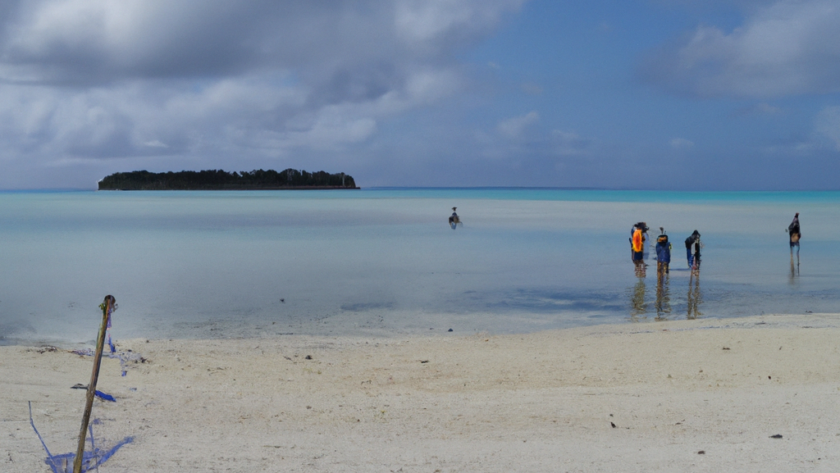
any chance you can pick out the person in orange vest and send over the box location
[630,222,649,276]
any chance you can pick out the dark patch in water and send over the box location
[340,301,397,312]
[0,320,36,340]
[462,288,626,314]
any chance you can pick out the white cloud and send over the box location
[395,0,525,46]
[521,82,543,95]
[752,103,781,114]
[282,106,378,151]
[670,137,695,149]
[551,130,590,155]
[732,102,783,117]
[815,106,840,151]
[403,68,463,106]
[497,111,539,138]
[643,0,840,97]
[0,0,526,180]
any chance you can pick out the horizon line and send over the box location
[3,186,840,192]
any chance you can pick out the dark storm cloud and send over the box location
[640,0,840,98]
[0,0,522,91]
[2,2,385,84]
[0,0,525,184]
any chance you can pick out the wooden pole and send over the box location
[73,295,113,473]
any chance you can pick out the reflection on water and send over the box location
[654,272,671,320]
[629,278,648,320]
[687,270,702,319]
[630,263,702,321]
[6,190,840,342]
[634,260,647,278]
[789,251,800,285]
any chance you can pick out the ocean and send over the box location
[0,189,836,345]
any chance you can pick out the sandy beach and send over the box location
[2,313,839,472]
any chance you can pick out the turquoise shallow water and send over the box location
[0,189,837,344]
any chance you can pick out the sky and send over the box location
[1,0,840,190]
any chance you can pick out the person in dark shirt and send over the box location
[655,228,671,275]
[448,207,461,229]
[685,230,701,270]
[788,212,800,265]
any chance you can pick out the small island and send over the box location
[98,169,358,190]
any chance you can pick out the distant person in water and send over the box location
[655,227,671,275]
[788,212,800,264]
[448,207,461,229]
[685,230,701,270]
[631,222,649,276]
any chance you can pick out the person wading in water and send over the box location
[685,230,701,272]
[631,222,649,277]
[787,212,801,271]
[448,207,461,229]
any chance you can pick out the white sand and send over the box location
[2,313,839,472]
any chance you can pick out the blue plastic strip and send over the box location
[28,401,56,464]
[30,401,133,472]
[94,390,116,402]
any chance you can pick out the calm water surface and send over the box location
[1,189,837,344]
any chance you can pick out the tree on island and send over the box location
[98,169,358,190]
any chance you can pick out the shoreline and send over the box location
[1,310,833,350]
[2,313,839,471]
[97,186,361,191]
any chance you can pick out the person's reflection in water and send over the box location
[634,259,647,278]
[629,278,648,320]
[687,269,702,319]
[654,270,671,320]
[789,254,799,285]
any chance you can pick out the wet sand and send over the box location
[2,313,839,472]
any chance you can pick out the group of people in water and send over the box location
[448,208,802,272]
[630,223,702,278]
[446,207,801,319]
[629,212,802,278]
[629,223,706,319]
[629,212,801,320]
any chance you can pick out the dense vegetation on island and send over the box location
[98,169,358,190]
